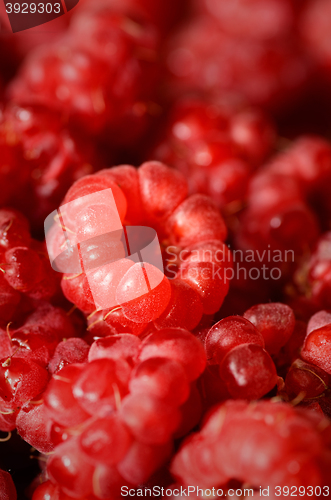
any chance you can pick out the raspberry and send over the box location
[9,6,160,145]
[102,0,188,35]
[301,0,331,78]
[117,440,173,485]
[0,104,95,229]
[201,0,295,41]
[154,279,203,331]
[116,262,172,323]
[171,400,331,490]
[167,16,309,111]
[34,324,205,496]
[43,364,90,428]
[120,392,181,444]
[0,209,59,314]
[16,402,55,455]
[49,162,229,328]
[235,137,331,259]
[167,194,227,247]
[138,328,207,381]
[0,358,49,409]
[152,98,275,212]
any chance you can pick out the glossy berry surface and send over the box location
[3,0,331,497]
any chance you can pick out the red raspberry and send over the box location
[9,7,160,145]
[171,400,331,490]
[83,0,188,35]
[152,98,275,212]
[235,137,331,260]
[49,162,230,329]
[300,0,331,80]
[33,327,205,497]
[167,16,310,111]
[0,104,96,228]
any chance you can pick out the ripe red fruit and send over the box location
[307,310,331,337]
[9,8,159,143]
[243,302,295,354]
[167,16,309,111]
[0,105,95,228]
[0,209,31,251]
[54,163,229,326]
[203,0,294,40]
[179,261,229,315]
[152,98,275,211]
[172,400,331,490]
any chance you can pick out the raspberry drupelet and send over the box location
[0,208,60,320]
[49,161,231,332]
[235,135,331,261]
